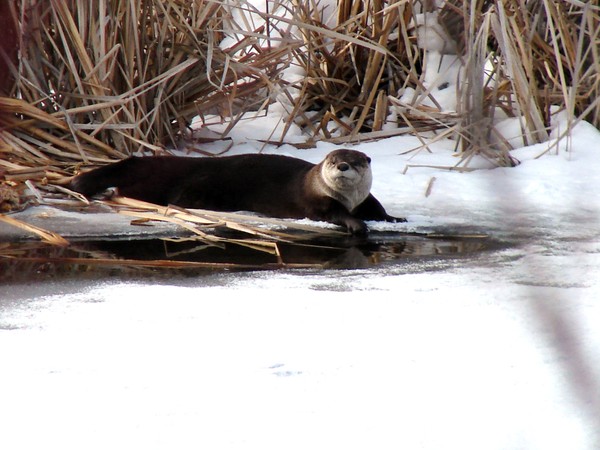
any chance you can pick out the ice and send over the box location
[1,259,599,449]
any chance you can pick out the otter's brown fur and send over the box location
[70,149,405,234]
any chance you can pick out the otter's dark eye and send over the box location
[366,157,371,164]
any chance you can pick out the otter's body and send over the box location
[70,150,404,234]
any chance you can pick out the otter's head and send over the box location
[318,149,373,211]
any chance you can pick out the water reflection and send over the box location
[0,233,492,282]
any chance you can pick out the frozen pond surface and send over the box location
[1,115,599,449]
[1,226,599,450]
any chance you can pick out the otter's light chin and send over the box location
[333,174,359,188]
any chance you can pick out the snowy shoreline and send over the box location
[2,115,600,450]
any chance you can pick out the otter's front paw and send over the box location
[344,218,368,236]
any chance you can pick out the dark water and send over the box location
[0,232,496,283]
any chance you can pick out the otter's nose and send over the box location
[337,162,350,171]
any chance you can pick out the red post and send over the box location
[0,1,19,95]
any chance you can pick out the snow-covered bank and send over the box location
[2,109,600,450]
[192,110,600,241]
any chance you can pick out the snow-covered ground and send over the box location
[1,111,599,449]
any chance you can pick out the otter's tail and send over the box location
[70,158,136,198]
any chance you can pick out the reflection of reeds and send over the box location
[0,241,104,282]
[0,237,324,282]
[0,223,491,281]
[0,0,598,186]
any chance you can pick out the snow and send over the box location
[1,112,599,449]
[2,261,600,449]
[2,9,600,450]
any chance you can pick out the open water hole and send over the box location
[0,231,500,284]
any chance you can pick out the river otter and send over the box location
[70,149,405,235]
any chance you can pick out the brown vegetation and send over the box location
[0,0,598,189]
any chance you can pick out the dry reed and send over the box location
[0,0,598,202]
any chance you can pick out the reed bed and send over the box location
[438,0,600,164]
[0,0,295,173]
[0,0,598,210]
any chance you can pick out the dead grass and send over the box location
[1,0,294,172]
[0,0,598,192]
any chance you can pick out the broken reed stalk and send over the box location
[106,196,347,241]
[0,192,347,264]
[0,213,70,246]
